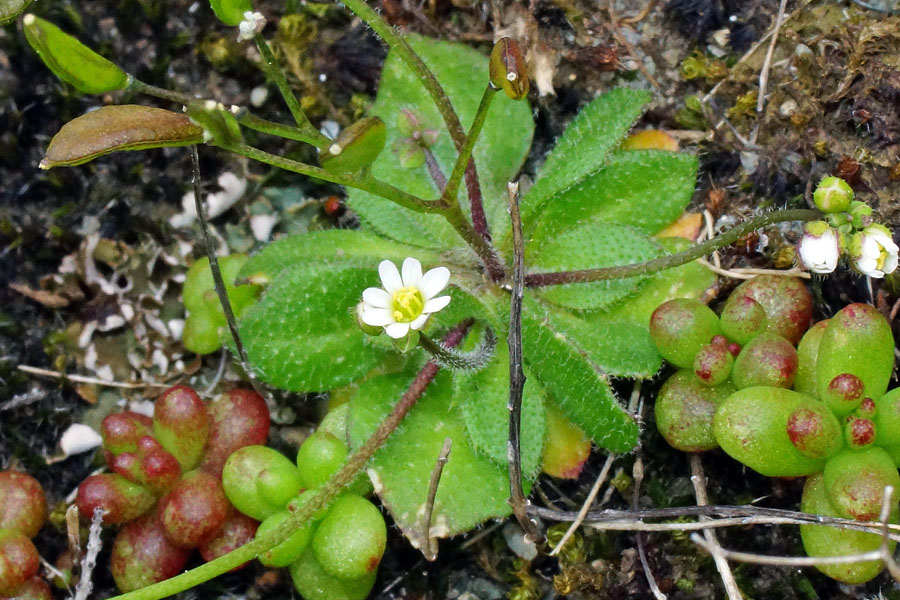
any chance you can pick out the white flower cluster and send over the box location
[798,177,898,279]
[237,11,266,41]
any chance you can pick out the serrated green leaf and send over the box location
[239,264,393,391]
[24,14,128,94]
[528,150,698,244]
[521,297,639,452]
[40,105,203,169]
[518,87,651,226]
[1,0,32,24]
[527,223,663,310]
[347,35,533,248]
[239,229,442,281]
[455,341,545,475]
[346,369,517,549]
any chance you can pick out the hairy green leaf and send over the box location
[528,150,698,244]
[346,369,517,549]
[238,264,393,391]
[24,14,128,94]
[518,87,651,226]
[347,35,533,248]
[527,223,663,310]
[239,229,441,281]
[40,105,203,169]
[521,297,639,453]
[456,341,545,475]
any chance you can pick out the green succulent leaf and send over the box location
[347,35,533,248]
[518,87,651,226]
[238,264,393,391]
[23,14,128,94]
[527,223,663,311]
[40,105,204,169]
[346,368,519,549]
[521,297,639,452]
[456,340,545,475]
[239,229,442,281]
[527,150,699,245]
[0,0,32,23]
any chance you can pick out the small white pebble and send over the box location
[250,214,278,242]
[59,424,103,456]
[250,86,268,108]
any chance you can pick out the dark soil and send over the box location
[2,0,900,598]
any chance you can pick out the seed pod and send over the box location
[721,275,812,345]
[824,447,900,521]
[209,0,253,26]
[794,319,829,397]
[655,370,734,452]
[75,474,156,525]
[319,117,387,174]
[0,472,46,538]
[154,386,209,470]
[489,38,529,100]
[714,387,826,477]
[731,332,798,390]
[785,401,843,459]
[800,473,891,584]
[650,298,721,369]
[816,303,894,418]
[23,14,128,94]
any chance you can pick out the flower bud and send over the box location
[813,176,853,213]
[319,116,387,174]
[489,38,529,100]
[391,328,419,352]
[798,221,840,274]
[356,302,383,336]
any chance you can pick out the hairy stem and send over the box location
[442,85,497,243]
[524,209,822,287]
[253,33,330,148]
[110,321,472,600]
[130,80,326,147]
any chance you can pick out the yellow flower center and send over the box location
[392,287,424,323]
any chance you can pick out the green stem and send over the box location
[225,141,439,214]
[525,209,823,287]
[442,85,497,241]
[130,79,325,147]
[441,204,507,281]
[110,321,473,600]
[253,33,330,149]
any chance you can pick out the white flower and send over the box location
[798,222,840,274]
[360,258,451,339]
[851,224,899,278]
[237,11,266,41]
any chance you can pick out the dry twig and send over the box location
[422,437,453,561]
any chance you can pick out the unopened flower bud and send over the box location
[355,303,383,337]
[813,176,853,213]
[489,38,529,101]
[798,221,840,274]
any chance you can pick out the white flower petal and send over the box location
[884,254,899,275]
[378,260,403,294]
[401,257,423,289]
[385,322,410,339]
[420,266,450,299]
[409,314,429,330]
[423,295,451,313]
[361,307,394,326]
[856,256,879,275]
[363,287,392,308]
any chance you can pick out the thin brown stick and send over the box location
[690,454,743,600]
[690,534,883,567]
[506,181,542,543]
[16,365,171,390]
[422,437,453,561]
[751,0,788,145]
[633,456,665,600]
[622,0,658,23]
[607,0,660,90]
